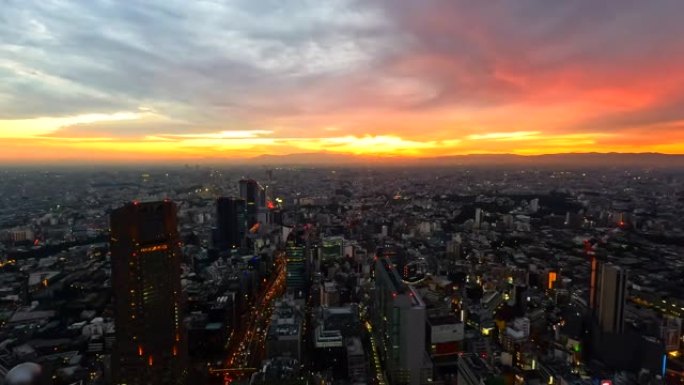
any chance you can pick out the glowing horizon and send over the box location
[2,1,684,162]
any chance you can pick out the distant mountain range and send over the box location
[247,152,684,167]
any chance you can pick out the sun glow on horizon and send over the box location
[2,1,684,163]
[2,116,682,163]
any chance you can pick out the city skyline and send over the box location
[2,2,684,383]
[3,1,684,163]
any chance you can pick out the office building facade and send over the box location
[239,179,262,228]
[215,197,247,250]
[110,201,187,385]
[285,245,307,298]
[374,255,432,385]
[597,263,627,334]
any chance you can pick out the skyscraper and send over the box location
[285,245,307,298]
[597,263,627,334]
[373,251,433,385]
[239,179,260,228]
[215,197,246,250]
[110,201,187,385]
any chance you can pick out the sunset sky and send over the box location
[2,0,684,163]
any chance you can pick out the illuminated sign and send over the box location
[548,272,557,289]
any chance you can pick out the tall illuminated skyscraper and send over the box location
[110,201,187,385]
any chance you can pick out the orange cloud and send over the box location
[3,122,681,165]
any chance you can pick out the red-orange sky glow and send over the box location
[2,1,684,163]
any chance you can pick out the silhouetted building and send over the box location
[597,263,627,334]
[239,179,261,228]
[346,337,367,382]
[110,201,187,385]
[215,197,246,250]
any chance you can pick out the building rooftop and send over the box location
[345,337,364,356]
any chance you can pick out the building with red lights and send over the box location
[373,251,433,385]
[110,201,187,385]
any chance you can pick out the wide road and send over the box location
[211,251,287,384]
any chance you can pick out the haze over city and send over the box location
[2,1,684,163]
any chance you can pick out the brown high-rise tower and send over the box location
[597,263,627,334]
[110,201,187,385]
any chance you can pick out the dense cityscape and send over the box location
[0,165,682,385]
[3,0,684,384]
